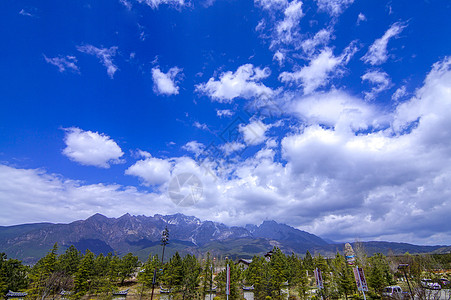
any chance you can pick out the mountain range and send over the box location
[1,213,449,264]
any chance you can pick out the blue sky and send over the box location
[1,0,451,245]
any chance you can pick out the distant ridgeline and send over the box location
[0,213,449,264]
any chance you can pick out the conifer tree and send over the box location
[181,254,201,299]
[201,252,215,299]
[74,249,95,297]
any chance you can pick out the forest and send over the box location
[1,242,451,299]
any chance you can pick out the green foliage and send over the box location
[118,252,140,284]
[74,249,95,297]
[163,251,184,290]
[0,253,29,295]
[201,252,215,298]
[139,254,162,288]
[57,245,81,276]
[216,258,241,300]
[180,254,201,299]
[367,253,394,294]
[331,253,356,300]
[28,242,63,299]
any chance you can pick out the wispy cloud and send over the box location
[44,55,79,73]
[315,0,354,16]
[361,22,407,65]
[77,45,119,78]
[361,70,392,100]
[279,42,358,94]
[137,0,187,9]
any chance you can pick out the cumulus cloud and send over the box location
[220,142,246,155]
[152,66,182,96]
[290,90,386,132]
[77,45,119,78]
[5,58,451,244]
[62,127,124,168]
[361,22,407,65]
[196,64,274,103]
[183,141,205,156]
[361,70,392,100]
[44,55,79,73]
[315,0,354,16]
[125,157,172,186]
[279,42,358,94]
[0,164,169,226]
[240,120,269,145]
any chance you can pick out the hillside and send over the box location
[0,213,447,264]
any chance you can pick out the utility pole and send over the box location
[398,264,414,300]
[150,226,170,300]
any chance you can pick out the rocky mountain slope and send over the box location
[0,213,447,264]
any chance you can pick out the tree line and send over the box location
[1,244,451,299]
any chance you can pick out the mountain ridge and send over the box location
[0,213,448,264]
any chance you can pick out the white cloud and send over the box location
[315,0,354,16]
[357,13,366,25]
[361,22,407,65]
[273,0,304,46]
[0,164,169,226]
[273,51,285,65]
[137,0,187,9]
[119,0,132,9]
[19,9,34,17]
[77,45,119,78]
[44,55,79,73]
[62,128,124,168]
[193,121,209,131]
[125,157,172,186]
[240,120,269,145]
[392,85,407,101]
[300,28,333,57]
[183,141,205,156]
[279,42,358,94]
[5,59,451,244]
[254,0,288,11]
[151,66,182,96]
[216,109,234,118]
[361,70,392,100]
[220,142,246,156]
[196,64,274,103]
[290,90,386,132]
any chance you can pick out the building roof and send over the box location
[236,258,253,265]
[112,289,129,295]
[6,291,28,297]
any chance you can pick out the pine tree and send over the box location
[74,249,95,297]
[201,252,215,299]
[303,251,314,275]
[0,253,29,295]
[331,253,355,300]
[268,247,289,299]
[367,253,394,295]
[28,243,61,299]
[57,245,81,276]
[163,251,184,291]
[118,252,139,285]
[181,254,201,299]
[216,258,242,300]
